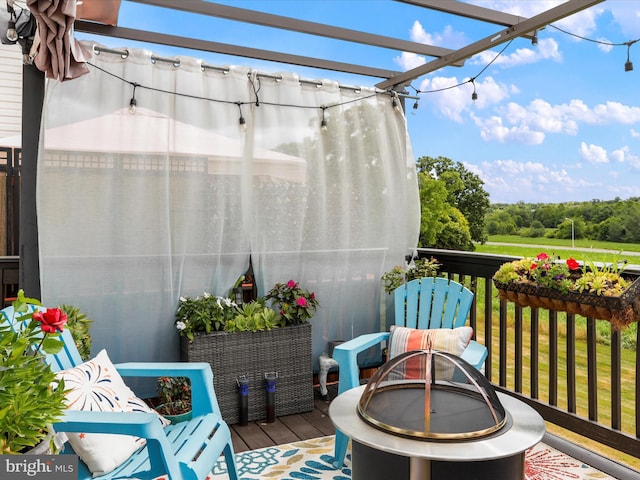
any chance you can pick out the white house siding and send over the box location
[0,44,22,140]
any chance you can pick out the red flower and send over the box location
[536,252,549,260]
[566,258,580,270]
[287,280,297,288]
[33,308,67,333]
[296,297,308,307]
[530,263,538,270]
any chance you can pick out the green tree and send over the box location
[416,156,490,244]
[417,173,449,247]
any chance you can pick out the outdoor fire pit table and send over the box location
[329,350,545,480]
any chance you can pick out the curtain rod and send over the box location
[92,45,418,98]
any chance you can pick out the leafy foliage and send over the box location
[381,257,441,294]
[175,294,240,340]
[0,291,68,453]
[224,301,281,332]
[156,376,191,416]
[493,252,630,296]
[59,304,93,361]
[265,280,319,326]
[417,155,490,245]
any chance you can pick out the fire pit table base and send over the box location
[329,386,544,480]
[352,441,525,480]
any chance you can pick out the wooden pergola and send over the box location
[18,0,604,296]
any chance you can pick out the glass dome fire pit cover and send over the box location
[357,349,506,441]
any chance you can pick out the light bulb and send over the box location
[472,91,478,101]
[625,60,633,72]
[239,116,247,132]
[128,98,137,114]
[6,21,18,42]
[320,119,328,132]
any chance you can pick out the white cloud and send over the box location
[470,38,562,68]
[470,157,596,202]
[416,75,511,122]
[395,51,426,71]
[631,129,640,138]
[408,20,467,48]
[472,114,545,144]
[579,142,609,164]
[471,99,640,146]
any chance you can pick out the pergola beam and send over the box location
[396,0,531,30]
[376,0,605,90]
[131,0,463,63]
[75,22,401,80]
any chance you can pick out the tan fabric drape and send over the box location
[27,0,91,81]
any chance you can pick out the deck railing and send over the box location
[416,248,640,461]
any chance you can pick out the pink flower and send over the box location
[536,252,549,261]
[287,280,297,288]
[296,297,308,307]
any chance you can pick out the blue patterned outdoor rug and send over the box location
[209,435,619,480]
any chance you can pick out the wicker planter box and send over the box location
[494,276,640,330]
[180,323,313,424]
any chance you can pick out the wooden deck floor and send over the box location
[229,384,336,452]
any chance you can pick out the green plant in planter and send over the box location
[493,252,631,296]
[265,280,319,325]
[381,257,441,294]
[156,376,191,416]
[175,294,240,341]
[0,291,68,454]
[59,304,93,361]
[224,301,281,332]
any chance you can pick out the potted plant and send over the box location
[493,252,640,330]
[156,376,191,424]
[0,291,68,453]
[381,257,441,294]
[177,280,319,425]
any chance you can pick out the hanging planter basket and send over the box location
[493,275,640,330]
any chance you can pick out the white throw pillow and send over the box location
[56,349,168,477]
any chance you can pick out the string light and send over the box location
[409,39,513,99]
[236,102,247,131]
[87,60,408,132]
[6,3,18,42]
[549,24,639,73]
[624,41,634,72]
[128,83,139,114]
[391,91,401,113]
[470,78,478,101]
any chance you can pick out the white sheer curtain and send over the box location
[37,43,420,368]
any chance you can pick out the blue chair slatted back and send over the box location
[394,277,474,330]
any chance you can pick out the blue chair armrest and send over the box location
[460,340,488,372]
[332,332,390,394]
[115,362,217,417]
[54,411,164,438]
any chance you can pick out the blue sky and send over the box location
[76,0,640,205]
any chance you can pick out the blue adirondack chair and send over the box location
[331,276,488,468]
[1,304,239,480]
